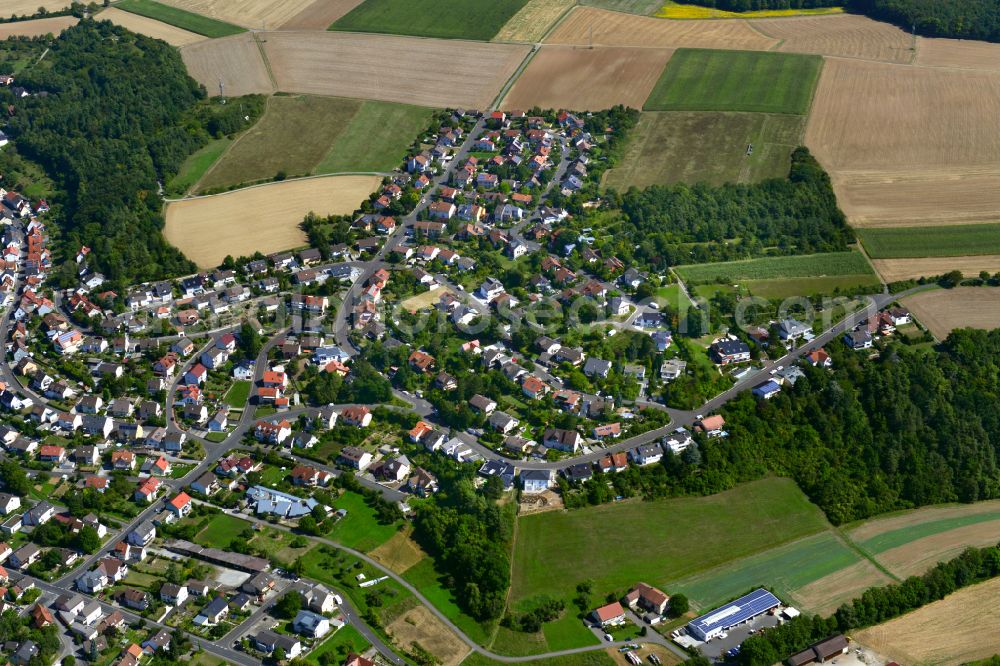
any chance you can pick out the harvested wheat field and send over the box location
[855,576,1000,666]
[753,14,913,63]
[503,46,673,111]
[0,16,76,38]
[873,256,1000,283]
[545,6,777,50]
[164,175,379,268]
[495,0,575,42]
[181,32,274,96]
[386,605,470,666]
[807,59,1000,170]
[806,58,1000,226]
[98,7,204,46]
[791,560,892,616]
[280,0,365,29]
[901,288,1000,339]
[877,520,1000,578]
[158,0,314,29]
[262,31,530,108]
[916,37,1000,71]
[835,168,1000,227]
[3,1,70,16]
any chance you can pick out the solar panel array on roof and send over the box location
[687,588,780,641]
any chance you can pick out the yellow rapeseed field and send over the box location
[655,2,843,19]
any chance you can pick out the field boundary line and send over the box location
[252,31,278,91]
[492,44,541,110]
[852,242,887,289]
[538,0,579,44]
[834,529,900,583]
[164,170,390,203]
[190,93,276,194]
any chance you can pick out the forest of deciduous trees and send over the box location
[3,21,260,287]
[605,148,854,270]
[675,0,1000,42]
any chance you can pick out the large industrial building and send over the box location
[686,588,781,641]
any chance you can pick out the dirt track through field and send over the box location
[98,7,205,46]
[158,0,315,29]
[0,15,76,38]
[545,6,777,49]
[855,576,1000,665]
[901,288,1000,339]
[503,45,674,111]
[753,14,913,63]
[181,32,275,96]
[872,256,1000,283]
[164,175,379,268]
[261,31,531,108]
[280,0,365,29]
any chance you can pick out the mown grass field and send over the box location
[196,95,430,192]
[306,626,371,664]
[859,223,1000,259]
[403,558,494,646]
[194,513,252,548]
[115,0,245,37]
[332,0,530,40]
[329,490,403,552]
[644,48,822,114]
[196,95,361,191]
[603,111,804,188]
[166,137,231,195]
[314,99,433,174]
[670,532,860,611]
[674,250,875,284]
[224,380,251,407]
[510,478,829,605]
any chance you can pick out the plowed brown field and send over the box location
[754,14,913,63]
[279,0,365,29]
[872,256,1000,283]
[544,6,777,49]
[262,31,530,108]
[503,45,673,110]
[181,32,275,96]
[99,7,204,46]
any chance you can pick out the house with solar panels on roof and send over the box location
[686,588,780,641]
[246,485,320,519]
